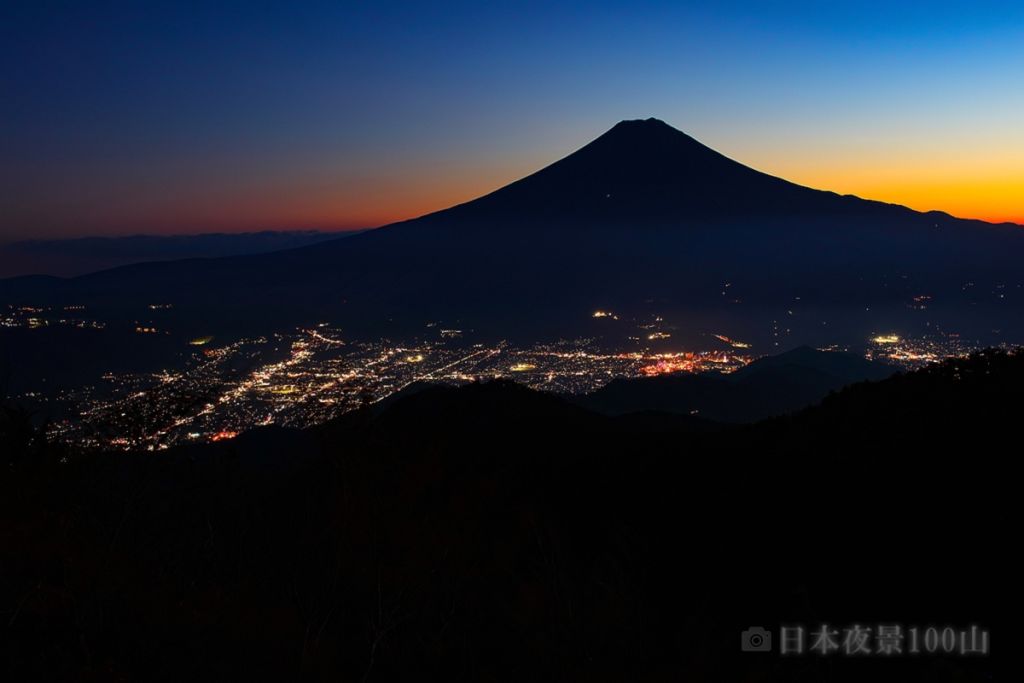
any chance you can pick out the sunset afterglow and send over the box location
[2,1,1021,242]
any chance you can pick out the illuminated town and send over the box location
[28,329,751,451]
[2,303,1015,451]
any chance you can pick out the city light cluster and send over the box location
[4,302,1011,452]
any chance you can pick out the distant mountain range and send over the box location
[2,118,1022,346]
[0,230,358,278]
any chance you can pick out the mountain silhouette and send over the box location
[578,346,898,421]
[424,118,910,227]
[728,344,897,383]
[2,118,1023,347]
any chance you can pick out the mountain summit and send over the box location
[430,117,898,227]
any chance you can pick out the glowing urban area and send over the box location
[3,301,1007,453]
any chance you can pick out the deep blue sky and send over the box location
[2,1,1023,240]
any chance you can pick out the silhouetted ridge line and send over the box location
[423,117,904,228]
[2,117,1022,347]
[1,348,1006,680]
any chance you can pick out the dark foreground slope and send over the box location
[579,345,898,421]
[2,352,1011,681]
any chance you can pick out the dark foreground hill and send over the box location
[1,351,1011,681]
[578,346,898,421]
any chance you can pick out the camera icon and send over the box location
[741,626,772,652]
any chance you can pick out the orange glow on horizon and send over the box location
[292,163,1024,230]
[741,140,1024,228]
[34,153,1020,238]
[266,183,1024,232]
[233,181,1024,232]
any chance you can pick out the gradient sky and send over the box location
[2,1,1022,242]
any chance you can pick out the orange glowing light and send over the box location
[640,358,696,376]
